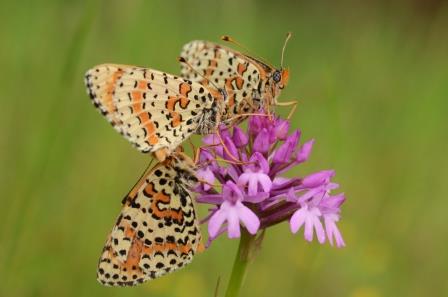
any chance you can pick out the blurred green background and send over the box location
[1,0,447,296]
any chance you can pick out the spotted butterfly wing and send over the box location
[97,155,201,286]
[85,64,223,160]
[180,41,288,122]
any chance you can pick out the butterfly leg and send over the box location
[275,100,298,119]
[194,143,251,166]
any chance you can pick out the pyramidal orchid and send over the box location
[196,114,345,246]
[194,113,346,296]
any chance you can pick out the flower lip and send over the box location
[289,204,326,243]
[238,153,272,196]
[207,199,260,238]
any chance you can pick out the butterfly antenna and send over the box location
[281,32,292,69]
[178,56,222,91]
[221,35,275,69]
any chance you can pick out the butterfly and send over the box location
[179,34,292,124]
[84,64,226,162]
[97,154,202,286]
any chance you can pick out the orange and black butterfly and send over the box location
[85,64,226,162]
[97,155,202,286]
[180,33,293,124]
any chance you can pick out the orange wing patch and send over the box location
[104,69,124,115]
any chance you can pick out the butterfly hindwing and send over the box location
[97,156,201,286]
[85,64,218,155]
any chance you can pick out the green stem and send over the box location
[224,230,260,297]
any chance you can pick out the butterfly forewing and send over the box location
[85,64,217,155]
[97,157,201,286]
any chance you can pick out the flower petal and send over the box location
[257,173,272,193]
[324,214,346,247]
[312,215,326,244]
[238,173,251,187]
[235,201,260,234]
[226,208,241,238]
[290,207,307,233]
[248,177,258,196]
[208,208,228,238]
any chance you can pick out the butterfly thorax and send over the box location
[171,154,199,189]
[195,94,225,135]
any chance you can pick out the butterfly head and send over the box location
[272,68,289,89]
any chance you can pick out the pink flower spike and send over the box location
[195,113,346,247]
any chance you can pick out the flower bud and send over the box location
[253,128,270,154]
[296,139,314,163]
[232,126,248,147]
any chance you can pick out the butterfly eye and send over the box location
[273,70,282,83]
